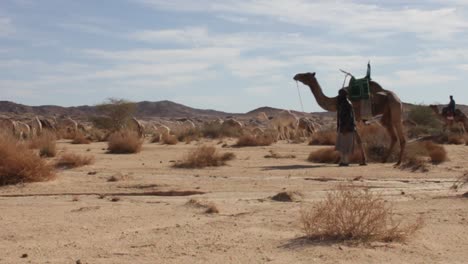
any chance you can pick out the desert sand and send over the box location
[1,139,467,264]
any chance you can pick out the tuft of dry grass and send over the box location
[301,186,423,243]
[174,128,201,144]
[71,132,91,144]
[424,141,447,164]
[234,134,275,147]
[186,198,219,214]
[448,134,465,145]
[174,145,235,168]
[0,133,55,186]
[309,130,336,146]
[264,150,296,159]
[307,148,340,163]
[29,132,57,157]
[161,134,179,145]
[55,153,95,169]
[107,130,143,154]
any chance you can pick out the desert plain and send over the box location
[0,138,467,264]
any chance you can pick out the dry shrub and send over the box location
[307,147,361,164]
[29,132,57,157]
[0,133,55,186]
[271,191,303,202]
[264,150,296,159]
[186,198,219,214]
[174,145,235,168]
[71,132,91,144]
[107,130,143,154]
[309,130,336,145]
[87,128,107,142]
[201,123,242,139]
[301,186,423,243]
[447,134,465,145]
[56,128,75,140]
[174,128,201,143]
[234,134,275,147]
[400,141,447,171]
[56,153,95,169]
[161,134,178,145]
[424,141,447,164]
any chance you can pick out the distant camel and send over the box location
[298,117,318,137]
[222,118,243,130]
[0,118,17,136]
[15,121,31,139]
[429,105,467,133]
[294,72,405,165]
[128,117,145,138]
[270,110,299,141]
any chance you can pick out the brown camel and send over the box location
[429,105,467,133]
[294,72,406,165]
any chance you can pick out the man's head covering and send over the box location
[339,88,348,97]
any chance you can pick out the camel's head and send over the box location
[293,72,316,84]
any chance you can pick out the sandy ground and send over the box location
[0,139,467,264]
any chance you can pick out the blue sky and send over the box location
[1,0,468,113]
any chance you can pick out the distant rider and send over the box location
[448,95,456,116]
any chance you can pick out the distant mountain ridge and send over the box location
[0,100,466,119]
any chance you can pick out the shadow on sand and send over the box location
[261,164,329,171]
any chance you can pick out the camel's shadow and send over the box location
[261,165,328,171]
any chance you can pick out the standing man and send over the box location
[336,88,367,166]
[448,95,456,116]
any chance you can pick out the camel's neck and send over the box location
[304,78,337,112]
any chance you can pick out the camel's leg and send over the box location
[383,124,398,164]
[354,130,367,165]
[394,122,406,166]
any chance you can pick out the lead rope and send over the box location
[295,81,305,113]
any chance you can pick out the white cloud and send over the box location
[0,17,14,37]
[136,0,468,39]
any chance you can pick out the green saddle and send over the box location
[348,77,370,101]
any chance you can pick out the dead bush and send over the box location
[0,133,55,186]
[107,130,143,154]
[174,128,201,143]
[174,145,235,168]
[447,134,465,145]
[264,150,296,159]
[234,134,275,147]
[424,141,447,164]
[186,198,219,214]
[56,153,95,169]
[307,147,361,164]
[201,122,242,139]
[300,186,423,243]
[29,132,57,158]
[161,134,178,145]
[151,133,161,143]
[71,132,91,144]
[309,130,336,145]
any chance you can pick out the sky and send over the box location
[1,0,468,113]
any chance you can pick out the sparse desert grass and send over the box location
[161,134,179,145]
[201,123,242,139]
[447,134,465,145]
[0,133,55,186]
[29,132,57,157]
[174,128,201,143]
[264,150,296,159]
[309,130,336,146]
[71,132,91,144]
[174,145,235,168]
[186,198,219,214]
[307,147,361,164]
[400,141,447,171]
[107,130,143,154]
[55,153,95,169]
[234,134,275,147]
[300,186,423,243]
